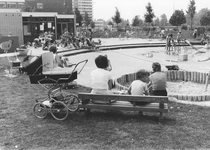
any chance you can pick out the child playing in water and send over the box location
[165,33,175,54]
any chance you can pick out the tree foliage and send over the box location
[154,18,160,26]
[90,21,95,29]
[194,8,209,25]
[83,12,91,27]
[74,7,83,27]
[160,14,168,27]
[112,7,122,26]
[144,2,155,25]
[21,2,33,12]
[169,10,186,26]
[200,11,210,26]
[132,15,141,26]
[186,0,196,29]
[108,21,114,26]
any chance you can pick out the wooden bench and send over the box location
[78,93,169,121]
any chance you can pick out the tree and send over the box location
[186,0,196,29]
[90,21,95,29]
[112,7,122,27]
[132,15,141,26]
[144,2,155,26]
[154,18,160,26]
[169,10,186,26]
[194,8,209,25]
[160,14,168,27]
[74,7,83,27]
[83,12,91,27]
[108,21,114,26]
[200,11,210,26]
[21,2,33,12]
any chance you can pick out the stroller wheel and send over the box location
[50,101,68,121]
[65,94,80,112]
[33,103,48,119]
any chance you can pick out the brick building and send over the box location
[0,0,76,45]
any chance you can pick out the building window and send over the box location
[23,24,31,35]
[37,3,43,9]
[0,2,6,8]
[7,2,17,9]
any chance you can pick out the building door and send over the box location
[57,23,68,39]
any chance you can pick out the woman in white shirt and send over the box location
[90,55,113,103]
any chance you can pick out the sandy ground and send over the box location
[68,45,210,87]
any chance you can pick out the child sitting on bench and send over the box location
[128,69,150,105]
[49,45,64,68]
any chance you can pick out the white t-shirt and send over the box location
[90,68,111,90]
[129,80,148,95]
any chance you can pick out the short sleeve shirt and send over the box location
[90,68,111,90]
[129,80,148,95]
[149,72,167,91]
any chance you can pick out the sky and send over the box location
[93,0,210,22]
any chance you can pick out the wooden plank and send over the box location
[166,71,171,81]
[191,71,194,82]
[187,71,191,81]
[193,72,197,83]
[177,71,180,80]
[79,103,168,113]
[78,93,168,103]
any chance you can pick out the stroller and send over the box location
[27,52,88,120]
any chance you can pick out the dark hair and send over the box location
[136,69,149,79]
[152,62,161,72]
[95,55,109,69]
[49,45,57,53]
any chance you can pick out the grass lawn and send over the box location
[1,57,210,150]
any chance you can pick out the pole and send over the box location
[205,71,210,92]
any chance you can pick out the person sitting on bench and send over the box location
[148,62,167,96]
[128,69,150,106]
[49,45,64,68]
[90,55,113,104]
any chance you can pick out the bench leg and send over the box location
[138,111,144,115]
[159,112,164,122]
[85,108,91,116]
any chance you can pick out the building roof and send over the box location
[0,0,25,2]
[22,12,75,18]
[22,12,58,17]
[0,9,21,12]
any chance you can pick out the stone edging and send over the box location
[113,71,210,101]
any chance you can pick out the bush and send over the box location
[181,24,188,30]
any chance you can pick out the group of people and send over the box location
[30,29,102,51]
[60,29,101,50]
[165,32,183,55]
[90,55,167,105]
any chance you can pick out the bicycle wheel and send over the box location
[64,94,80,112]
[33,103,48,119]
[50,101,68,121]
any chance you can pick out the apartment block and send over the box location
[72,0,92,19]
